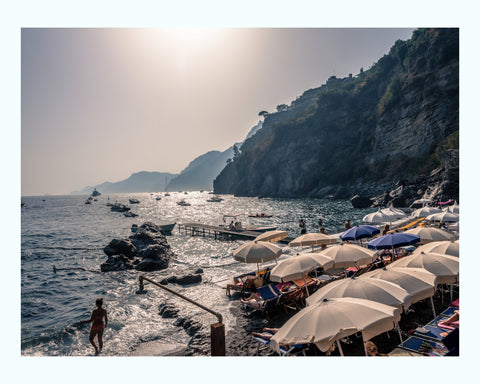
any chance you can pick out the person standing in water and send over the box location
[79,298,108,354]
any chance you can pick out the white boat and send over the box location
[177,199,191,206]
[131,222,176,234]
[207,195,224,202]
[129,198,140,204]
[111,203,130,212]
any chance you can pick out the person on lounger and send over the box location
[365,341,388,356]
[439,310,459,327]
[252,327,279,340]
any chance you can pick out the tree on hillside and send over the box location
[258,110,269,118]
[276,104,288,112]
[233,144,240,159]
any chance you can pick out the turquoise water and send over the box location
[21,192,377,356]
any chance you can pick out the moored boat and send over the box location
[129,198,140,204]
[177,199,191,206]
[111,203,130,212]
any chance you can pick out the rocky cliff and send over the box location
[213,28,459,206]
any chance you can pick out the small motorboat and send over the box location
[155,196,162,201]
[111,203,130,212]
[91,188,101,197]
[207,195,224,202]
[177,199,191,206]
[124,211,138,217]
[248,213,273,218]
[129,199,140,204]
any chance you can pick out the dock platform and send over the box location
[177,223,283,241]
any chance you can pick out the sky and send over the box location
[20,27,416,196]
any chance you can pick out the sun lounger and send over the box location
[292,276,318,295]
[252,332,307,356]
[399,336,449,356]
[242,284,287,318]
[413,324,455,342]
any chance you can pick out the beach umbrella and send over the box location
[306,276,412,311]
[340,225,380,242]
[255,230,288,243]
[443,203,459,214]
[269,297,401,355]
[426,211,459,223]
[414,241,459,257]
[380,207,407,220]
[368,233,420,251]
[316,243,376,269]
[361,266,437,304]
[411,206,442,218]
[409,198,433,208]
[362,209,394,224]
[404,227,456,244]
[389,252,459,284]
[233,241,282,271]
[289,233,337,250]
[270,253,334,283]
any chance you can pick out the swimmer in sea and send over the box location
[79,297,108,354]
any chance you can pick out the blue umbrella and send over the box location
[340,225,380,241]
[368,233,420,250]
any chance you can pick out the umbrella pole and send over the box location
[395,320,404,347]
[303,275,309,297]
[336,340,344,356]
[430,296,438,325]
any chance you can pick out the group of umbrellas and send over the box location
[363,203,459,224]
[230,206,459,355]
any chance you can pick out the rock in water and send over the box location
[350,194,372,208]
[101,222,174,272]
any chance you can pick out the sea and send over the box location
[20,192,380,356]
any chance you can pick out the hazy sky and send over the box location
[21,27,415,195]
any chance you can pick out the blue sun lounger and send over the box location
[400,336,449,356]
[252,332,307,356]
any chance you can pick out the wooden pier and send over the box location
[177,222,289,242]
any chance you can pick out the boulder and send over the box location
[350,194,372,208]
[103,239,137,258]
[102,222,174,272]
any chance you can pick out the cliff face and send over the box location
[214,28,459,203]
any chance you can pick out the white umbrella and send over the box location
[404,227,456,244]
[289,233,337,250]
[363,209,394,224]
[255,230,288,243]
[270,253,334,283]
[380,207,407,220]
[426,211,459,223]
[443,203,459,214]
[306,276,412,311]
[360,266,437,304]
[411,206,442,218]
[316,243,376,269]
[232,241,282,269]
[270,297,401,355]
[414,240,459,257]
[389,252,459,284]
[410,198,433,207]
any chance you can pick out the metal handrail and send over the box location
[137,275,223,323]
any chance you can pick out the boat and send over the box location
[85,196,93,204]
[129,198,140,204]
[91,188,101,197]
[248,213,273,218]
[177,199,191,206]
[110,203,130,212]
[124,211,138,217]
[131,222,176,234]
[165,193,170,197]
[158,222,176,234]
[155,195,162,201]
[222,213,276,232]
[207,195,224,202]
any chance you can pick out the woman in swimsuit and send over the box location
[79,298,108,354]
